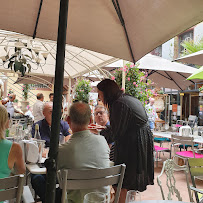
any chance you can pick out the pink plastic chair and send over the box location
[154,145,171,167]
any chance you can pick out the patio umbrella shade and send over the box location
[1,0,203,62]
[187,66,203,80]
[106,54,199,90]
[0,30,117,79]
[138,54,198,90]
[174,50,203,80]
[175,50,203,66]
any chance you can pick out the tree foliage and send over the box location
[74,79,91,103]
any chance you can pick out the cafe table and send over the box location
[26,157,47,175]
[153,131,203,145]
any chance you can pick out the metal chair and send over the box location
[171,134,203,165]
[188,158,203,203]
[0,174,24,203]
[176,120,188,126]
[157,159,192,202]
[57,164,126,203]
[188,115,197,128]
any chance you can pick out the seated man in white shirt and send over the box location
[57,101,110,203]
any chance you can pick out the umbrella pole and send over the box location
[122,60,126,92]
[45,0,69,202]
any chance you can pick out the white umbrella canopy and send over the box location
[174,50,203,66]
[138,54,198,90]
[0,30,117,79]
[106,54,199,90]
[1,0,203,62]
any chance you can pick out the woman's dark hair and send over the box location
[97,79,123,106]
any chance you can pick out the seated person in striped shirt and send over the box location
[94,105,114,161]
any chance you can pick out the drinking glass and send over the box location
[165,123,169,131]
[84,192,108,203]
[37,140,45,163]
[125,190,141,203]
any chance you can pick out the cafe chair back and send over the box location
[188,115,197,128]
[57,164,126,203]
[0,174,24,203]
[157,159,192,202]
[188,158,203,203]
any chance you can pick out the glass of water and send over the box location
[125,190,141,203]
[84,192,108,203]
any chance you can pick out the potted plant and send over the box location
[73,79,91,103]
[21,84,30,113]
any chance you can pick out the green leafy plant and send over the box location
[22,84,30,100]
[74,79,91,103]
[181,37,203,56]
[181,37,203,68]
[113,63,154,106]
[157,90,164,94]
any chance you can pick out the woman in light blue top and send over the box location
[0,105,25,179]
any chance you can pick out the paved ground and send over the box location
[141,142,203,202]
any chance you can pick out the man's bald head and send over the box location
[69,102,91,126]
[37,93,44,101]
[9,93,16,102]
[43,102,53,125]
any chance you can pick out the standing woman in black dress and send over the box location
[97,79,154,202]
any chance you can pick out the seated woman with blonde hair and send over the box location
[0,105,25,179]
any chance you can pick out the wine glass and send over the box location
[125,190,141,203]
[84,192,108,203]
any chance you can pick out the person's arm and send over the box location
[65,135,71,142]
[62,121,71,137]
[13,105,24,114]
[12,143,26,174]
[100,126,114,144]
[62,121,71,142]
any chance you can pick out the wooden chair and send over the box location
[157,159,192,202]
[0,174,24,203]
[188,158,203,203]
[171,134,203,165]
[57,164,126,203]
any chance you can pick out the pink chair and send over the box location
[154,145,171,167]
[171,134,203,164]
